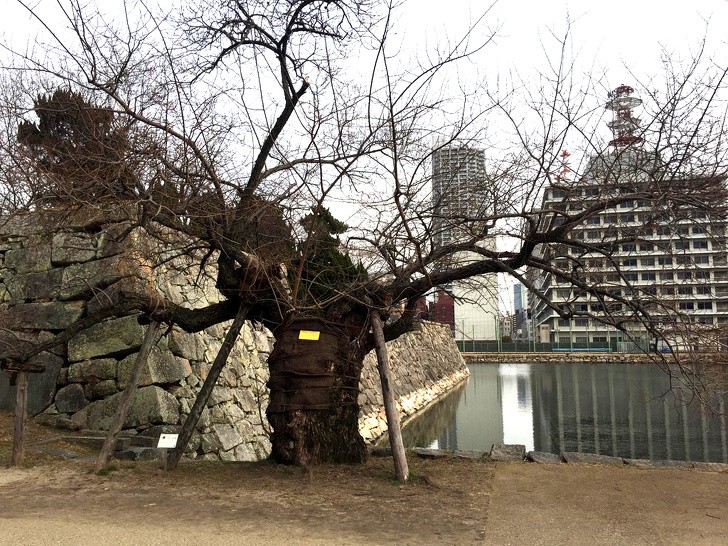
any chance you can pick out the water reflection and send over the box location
[401,363,728,463]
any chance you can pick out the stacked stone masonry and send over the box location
[0,210,469,460]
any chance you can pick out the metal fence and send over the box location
[456,340,651,353]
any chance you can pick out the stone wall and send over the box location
[1,211,469,459]
[0,211,273,461]
[358,321,470,444]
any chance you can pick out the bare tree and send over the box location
[1,0,727,468]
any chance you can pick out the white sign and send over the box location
[157,433,179,449]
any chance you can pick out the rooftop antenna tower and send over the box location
[605,85,643,150]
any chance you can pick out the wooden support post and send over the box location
[166,304,249,471]
[371,311,409,483]
[11,371,29,467]
[94,321,160,473]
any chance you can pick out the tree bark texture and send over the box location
[371,311,409,482]
[11,371,29,467]
[94,321,160,473]
[267,316,367,465]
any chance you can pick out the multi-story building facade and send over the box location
[530,86,728,351]
[432,143,499,341]
[512,282,531,341]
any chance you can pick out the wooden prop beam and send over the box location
[371,311,409,483]
[94,321,160,473]
[166,304,250,471]
[11,371,29,467]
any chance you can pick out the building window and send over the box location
[622,243,636,252]
[640,243,654,251]
[587,230,600,239]
[695,286,712,295]
[620,213,634,223]
[641,257,655,266]
[658,257,673,266]
[587,216,601,225]
[661,272,674,281]
[575,319,589,327]
[676,271,693,280]
[558,319,569,327]
[677,286,693,295]
[552,189,566,199]
[642,272,656,281]
[693,226,707,234]
[620,200,634,209]
[622,258,638,267]
[585,188,599,197]
[693,240,709,250]
[694,255,710,264]
[623,272,638,282]
[697,302,712,311]
[674,241,689,251]
[679,302,694,310]
[695,271,711,280]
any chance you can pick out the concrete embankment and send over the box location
[463,352,657,364]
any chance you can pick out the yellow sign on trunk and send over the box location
[298,330,321,341]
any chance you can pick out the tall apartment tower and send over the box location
[432,143,499,341]
[530,86,728,350]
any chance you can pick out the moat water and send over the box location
[401,362,728,463]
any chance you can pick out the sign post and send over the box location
[158,433,180,470]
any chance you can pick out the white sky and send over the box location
[2,0,727,312]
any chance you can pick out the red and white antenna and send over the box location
[605,85,643,149]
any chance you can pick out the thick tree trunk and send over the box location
[267,316,367,465]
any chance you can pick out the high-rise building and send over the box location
[432,143,499,341]
[529,85,728,350]
[513,282,530,341]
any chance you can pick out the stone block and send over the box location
[55,383,90,414]
[115,447,161,461]
[561,452,624,465]
[4,241,52,273]
[200,432,220,453]
[208,386,234,406]
[51,232,96,265]
[85,385,180,430]
[167,328,206,361]
[60,255,147,300]
[68,359,118,383]
[233,443,259,462]
[117,347,190,389]
[70,407,89,429]
[527,451,563,464]
[211,424,243,452]
[0,301,84,330]
[489,444,526,461]
[0,352,63,416]
[232,389,258,413]
[84,380,119,400]
[4,268,63,302]
[67,315,145,361]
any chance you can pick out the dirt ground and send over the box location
[1,411,727,545]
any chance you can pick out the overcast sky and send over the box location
[2,0,727,312]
